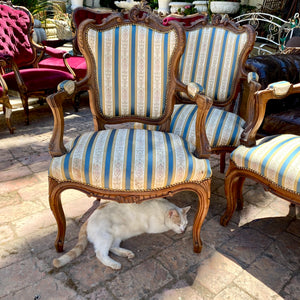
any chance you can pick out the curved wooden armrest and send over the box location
[176,80,212,159]
[241,81,299,146]
[47,79,89,157]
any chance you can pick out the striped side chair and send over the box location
[221,81,300,226]
[167,15,258,172]
[47,6,212,254]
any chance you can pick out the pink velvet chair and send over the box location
[0,2,75,126]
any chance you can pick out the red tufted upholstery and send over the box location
[0,2,75,128]
[0,5,34,67]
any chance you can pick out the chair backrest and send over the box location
[179,16,256,108]
[0,3,35,67]
[77,7,185,127]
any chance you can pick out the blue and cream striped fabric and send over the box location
[169,104,246,148]
[87,25,176,118]
[231,134,300,193]
[179,27,248,103]
[49,129,211,191]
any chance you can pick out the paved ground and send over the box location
[0,95,299,300]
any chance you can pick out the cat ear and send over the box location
[182,206,191,214]
[168,209,178,218]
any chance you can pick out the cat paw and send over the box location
[127,251,135,259]
[109,262,122,270]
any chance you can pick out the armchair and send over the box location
[221,81,300,226]
[47,6,212,254]
[0,2,74,126]
[158,16,258,172]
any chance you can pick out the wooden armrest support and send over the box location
[176,80,212,158]
[47,79,89,157]
[241,81,300,146]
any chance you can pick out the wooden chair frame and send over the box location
[47,5,212,254]
[221,82,300,226]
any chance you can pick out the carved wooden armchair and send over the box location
[47,6,212,254]
[165,16,258,172]
[0,2,74,126]
[221,81,300,226]
[0,56,13,133]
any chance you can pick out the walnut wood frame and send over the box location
[47,5,213,254]
[221,82,300,226]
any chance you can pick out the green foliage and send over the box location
[12,0,62,19]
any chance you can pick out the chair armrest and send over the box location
[241,81,298,146]
[43,46,70,59]
[176,81,212,159]
[47,79,88,157]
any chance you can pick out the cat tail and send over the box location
[53,221,88,268]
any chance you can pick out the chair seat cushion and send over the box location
[231,134,300,193]
[3,68,74,92]
[170,104,246,148]
[38,56,87,79]
[49,129,211,191]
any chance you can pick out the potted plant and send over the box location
[169,0,193,14]
[209,0,240,15]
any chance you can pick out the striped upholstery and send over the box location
[49,129,211,191]
[179,27,249,103]
[87,25,176,118]
[231,134,300,193]
[170,104,245,148]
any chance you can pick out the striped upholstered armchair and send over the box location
[221,81,300,226]
[47,6,212,254]
[165,15,258,172]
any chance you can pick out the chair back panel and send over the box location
[180,25,252,104]
[86,24,177,119]
[0,4,34,67]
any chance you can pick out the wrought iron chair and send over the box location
[47,6,212,254]
[0,2,74,126]
[221,81,300,226]
[0,56,14,133]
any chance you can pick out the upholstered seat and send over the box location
[231,134,300,193]
[221,82,300,226]
[170,104,246,148]
[47,7,212,255]
[49,129,211,190]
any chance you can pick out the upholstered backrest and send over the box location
[86,24,177,119]
[180,21,255,106]
[0,4,34,67]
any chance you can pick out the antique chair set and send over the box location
[46,5,300,257]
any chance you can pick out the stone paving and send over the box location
[0,95,299,300]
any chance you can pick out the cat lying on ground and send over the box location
[53,198,191,270]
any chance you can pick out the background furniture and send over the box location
[0,2,74,126]
[221,81,300,226]
[47,5,212,254]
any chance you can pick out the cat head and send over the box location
[165,206,191,234]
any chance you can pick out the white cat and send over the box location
[53,198,190,270]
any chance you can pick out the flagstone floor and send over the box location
[0,94,299,299]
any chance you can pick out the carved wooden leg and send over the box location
[236,177,245,211]
[20,95,29,125]
[220,153,226,173]
[220,162,241,226]
[192,179,211,253]
[3,98,15,134]
[49,177,66,252]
